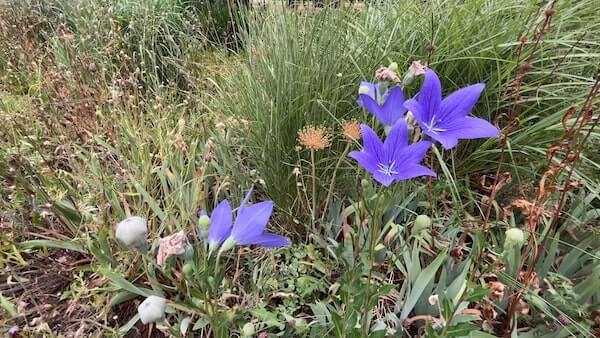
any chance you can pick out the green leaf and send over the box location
[192,317,209,331]
[98,267,158,298]
[118,313,140,335]
[180,317,192,335]
[109,291,139,307]
[400,249,448,320]
[134,181,166,221]
[20,239,87,254]
[0,293,17,317]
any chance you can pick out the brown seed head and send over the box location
[341,119,361,141]
[544,8,556,17]
[487,281,505,302]
[297,125,331,151]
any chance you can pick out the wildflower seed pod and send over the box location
[115,216,148,252]
[413,215,432,234]
[138,296,166,324]
[388,62,399,73]
[505,228,525,248]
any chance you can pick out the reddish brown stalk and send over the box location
[503,72,600,336]
[481,0,559,233]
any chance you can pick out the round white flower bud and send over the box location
[116,216,148,252]
[138,296,166,324]
[505,228,525,248]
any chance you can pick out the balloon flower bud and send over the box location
[198,211,210,239]
[388,62,399,72]
[413,215,432,234]
[505,228,525,248]
[138,296,166,324]
[115,216,148,252]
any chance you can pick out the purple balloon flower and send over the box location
[404,68,499,149]
[204,190,290,250]
[358,84,407,127]
[349,121,436,187]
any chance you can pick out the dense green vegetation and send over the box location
[1,0,599,337]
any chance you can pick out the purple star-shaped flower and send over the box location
[358,83,407,127]
[349,121,436,187]
[404,68,499,149]
[203,190,290,249]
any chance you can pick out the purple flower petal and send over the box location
[357,81,377,108]
[383,120,409,163]
[359,85,406,127]
[395,140,433,165]
[394,164,437,180]
[380,86,407,126]
[239,233,290,247]
[348,151,379,175]
[418,69,442,122]
[231,201,274,242]
[436,117,500,149]
[359,124,384,162]
[438,83,485,121]
[371,172,396,187]
[208,200,233,244]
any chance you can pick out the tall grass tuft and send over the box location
[218,0,599,227]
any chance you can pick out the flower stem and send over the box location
[321,142,351,225]
[310,149,317,231]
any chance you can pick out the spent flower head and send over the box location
[297,125,331,151]
[341,119,361,141]
[156,231,189,267]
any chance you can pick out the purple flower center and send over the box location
[377,161,399,176]
[425,116,447,134]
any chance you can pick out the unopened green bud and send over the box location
[413,215,431,233]
[198,215,210,236]
[361,178,370,191]
[388,62,399,72]
[218,237,237,256]
[241,323,255,337]
[505,228,525,248]
[182,262,194,276]
[198,214,210,227]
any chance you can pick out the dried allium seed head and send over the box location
[297,125,331,151]
[341,119,361,141]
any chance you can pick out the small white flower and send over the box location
[115,216,148,252]
[428,294,439,305]
[138,296,166,324]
